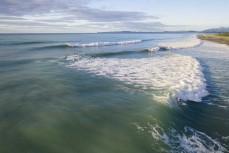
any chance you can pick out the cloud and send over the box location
[0,16,26,20]
[117,22,165,31]
[0,0,156,22]
[0,0,88,16]
[0,0,164,32]
[69,8,157,22]
[0,20,66,27]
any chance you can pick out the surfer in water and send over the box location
[177,98,183,105]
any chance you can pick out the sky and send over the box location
[0,0,228,33]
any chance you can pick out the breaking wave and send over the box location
[143,47,161,52]
[158,36,202,50]
[133,122,227,153]
[66,40,142,47]
[29,37,202,51]
[66,54,208,104]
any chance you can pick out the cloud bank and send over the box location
[0,0,171,32]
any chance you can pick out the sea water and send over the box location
[0,33,228,153]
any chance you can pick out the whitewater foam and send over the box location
[67,40,142,47]
[158,36,202,50]
[66,54,208,103]
[147,123,227,153]
[132,121,227,153]
[143,47,160,52]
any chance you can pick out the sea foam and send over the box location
[66,54,208,103]
[136,122,228,153]
[158,36,202,50]
[66,40,142,47]
[143,47,160,52]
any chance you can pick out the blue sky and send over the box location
[0,0,228,33]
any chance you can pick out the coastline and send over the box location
[197,33,229,45]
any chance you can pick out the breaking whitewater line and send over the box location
[66,40,143,48]
[157,36,202,50]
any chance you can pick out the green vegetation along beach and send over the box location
[198,33,229,45]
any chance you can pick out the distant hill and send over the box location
[97,31,198,34]
[203,27,229,33]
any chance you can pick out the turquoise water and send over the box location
[0,33,228,153]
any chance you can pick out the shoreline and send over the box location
[197,33,229,45]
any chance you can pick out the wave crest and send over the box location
[143,47,160,52]
[158,36,202,50]
[66,40,142,47]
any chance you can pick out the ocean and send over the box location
[0,33,228,153]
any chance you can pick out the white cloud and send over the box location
[0,0,178,33]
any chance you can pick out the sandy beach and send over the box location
[198,33,229,45]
